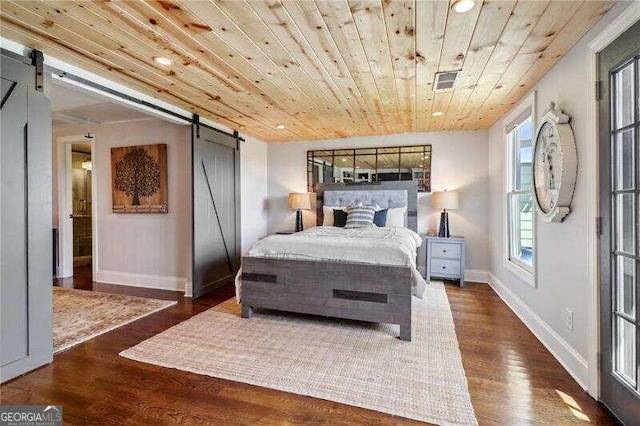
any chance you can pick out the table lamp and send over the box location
[288,192,312,232]
[432,190,459,238]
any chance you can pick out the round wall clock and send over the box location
[532,102,578,223]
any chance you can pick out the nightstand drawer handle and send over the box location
[442,250,447,253]
[442,266,447,269]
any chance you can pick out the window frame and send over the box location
[503,93,537,287]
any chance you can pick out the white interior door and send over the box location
[58,143,74,278]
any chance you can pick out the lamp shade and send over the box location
[288,192,312,210]
[432,191,459,210]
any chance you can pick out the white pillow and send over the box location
[385,206,407,227]
[322,206,346,226]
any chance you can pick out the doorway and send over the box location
[598,19,640,424]
[55,136,96,288]
[50,77,161,287]
[70,143,94,287]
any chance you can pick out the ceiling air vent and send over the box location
[434,71,459,91]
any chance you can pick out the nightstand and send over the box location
[426,236,466,287]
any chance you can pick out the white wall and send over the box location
[85,119,191,290]
[486,1,634,389]
[240,136,268,254]
[267,131,490,273]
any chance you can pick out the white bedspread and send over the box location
[236,226,426,300]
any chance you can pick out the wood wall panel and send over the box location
[463,0,584,128]
[443,0,516,130]
[0,0,614,142]
[415,0,448,132]
[349,0,404,134]
[455,0,550,129]
[478,0,613,127]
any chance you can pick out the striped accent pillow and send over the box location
[344,205,376,228]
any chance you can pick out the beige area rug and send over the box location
[54,287,176,353]
[120,281,476,425]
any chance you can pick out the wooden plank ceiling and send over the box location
[0,0,613,142]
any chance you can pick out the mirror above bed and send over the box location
[307,145,432,193]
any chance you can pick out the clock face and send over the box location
[534,121,563,214]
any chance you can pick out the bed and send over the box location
[238,181,423,341]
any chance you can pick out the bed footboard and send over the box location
[241,304,253,318]
[240,257,413,341]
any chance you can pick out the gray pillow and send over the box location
[344,205,376,228]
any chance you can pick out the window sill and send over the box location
[504,258,536,287]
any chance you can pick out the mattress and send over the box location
[236,226,426,299]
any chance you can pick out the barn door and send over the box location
[192,121,240,298]
[1,50,53,382]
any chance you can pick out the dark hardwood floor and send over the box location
[54,264,94,290]
[3,277,615,425]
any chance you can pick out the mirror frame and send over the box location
[307,145,432,192]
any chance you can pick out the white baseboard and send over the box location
[488,273,589,390]
[184,281,193,298]
[465,269,490,283]
[96,270,188,293]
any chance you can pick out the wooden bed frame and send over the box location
[240,181,418,341]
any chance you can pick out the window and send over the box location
[506,112,535,273]
[610,56,639,391]
[307,145,432,192]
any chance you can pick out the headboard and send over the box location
[315,181,418,232]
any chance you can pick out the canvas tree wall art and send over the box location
[111,144,168,213]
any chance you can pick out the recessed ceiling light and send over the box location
[275,123,285,130]
[154,56,173,66]
[341,158,347,162]
[452,0,475,14]
[432,111,444,117]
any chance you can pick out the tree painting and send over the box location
[111,144,167,213]
[114,148,160,205]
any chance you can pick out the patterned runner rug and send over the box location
[120,282,476,425]
[54,287,176,353]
